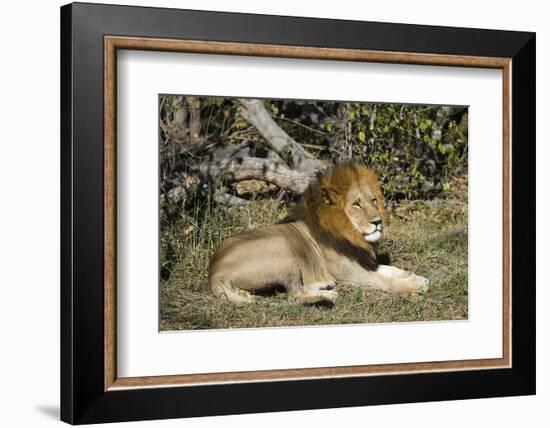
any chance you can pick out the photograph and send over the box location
[159,95,469,330]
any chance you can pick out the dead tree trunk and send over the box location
[161,97,329,214]
[194,98,327,196]
[237,98,326,173]
[196,156,315,194]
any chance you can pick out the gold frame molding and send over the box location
[104,35,512,391]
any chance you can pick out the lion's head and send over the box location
[297,162,387,257]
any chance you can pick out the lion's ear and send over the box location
[321,186,341,205]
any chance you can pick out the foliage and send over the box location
[159,96,468,204]
[266,100,468,200]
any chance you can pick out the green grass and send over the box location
[160,179,468,331]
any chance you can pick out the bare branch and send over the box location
[212,191,249,207]
[187,96,201,146]
[276,115,326,135]
[237,98,325,172]
[197,156,315,194]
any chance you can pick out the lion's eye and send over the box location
[372,198,378,207]
[353,201,362,209]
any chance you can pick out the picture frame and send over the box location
[60,2,535,424]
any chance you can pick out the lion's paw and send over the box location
[407,274,429,294]
[288,289,338,305]
[306,281,337,292]
[318,289,339,304]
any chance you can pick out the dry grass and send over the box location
[160,178,468,331]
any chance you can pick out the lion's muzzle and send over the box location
[364,218,383,243]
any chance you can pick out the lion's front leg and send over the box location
[375,264,429,295]
[339,262,429,295]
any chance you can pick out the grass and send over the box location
[160,177,468,331]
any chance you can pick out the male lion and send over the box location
[208,162,429,304]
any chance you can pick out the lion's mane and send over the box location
[291,162,386,269]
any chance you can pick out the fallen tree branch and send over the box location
[212,191,249,207]
[196,156,315,194]
[237,98,326,172]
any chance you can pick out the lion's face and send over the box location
[344,183,383,243]
[300,162,386,252]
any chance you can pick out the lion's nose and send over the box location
[371,217,382,226]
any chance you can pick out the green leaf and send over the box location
[326,123,333,132]
[358,131,366,143]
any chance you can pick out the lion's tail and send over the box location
[209,275,258,304]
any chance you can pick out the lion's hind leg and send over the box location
[209,276,261,304]
[286,278,338,305]
[286,259,338,305]
[287,287,339,305]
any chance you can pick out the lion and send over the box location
[208,162,429,304]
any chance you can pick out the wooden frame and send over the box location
[62,2,535,424]
[104,35,512,389]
